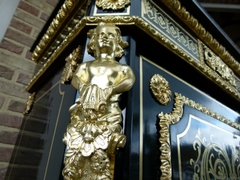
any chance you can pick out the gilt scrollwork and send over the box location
[96,0,130,10]
[150,74,172,105]
[190,129,240,179]
[158,92,240,180]
[61,46,83,84]
[23,92,36,115]
[204,46,236,87]
[62,23,135,180]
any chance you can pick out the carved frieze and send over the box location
[96,0,130,10]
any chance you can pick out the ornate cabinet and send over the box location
[7,0,240,179]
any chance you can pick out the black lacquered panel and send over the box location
[171,107,240,179]
[6,69,76,180]
[138,56,239,180]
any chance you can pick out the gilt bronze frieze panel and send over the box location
[161,0,240,76]
[142,0,199,61]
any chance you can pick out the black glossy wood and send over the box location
[6,68,76,180]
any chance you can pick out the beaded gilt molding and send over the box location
[158,92,240,180]
[31,0,91,64]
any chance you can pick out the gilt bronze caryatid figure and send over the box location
[62,22,135,180]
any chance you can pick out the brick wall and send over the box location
[0,0,59,179]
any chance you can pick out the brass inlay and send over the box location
[139,56,143,180]
[150,74,172,105]
[23,92,36,115]
[62,23,135,180]
[43,82,66,180]
[158,92,240,180]
[96,0,130,10]
[143,0,199,61]
[9,81,64,180]
[61,45,83,84]
[190,124,240,179]
[161,0,240,76]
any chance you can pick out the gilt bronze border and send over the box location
[28,15,240,103]
[158,92,240,179]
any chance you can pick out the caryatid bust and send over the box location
[62,22,135,180]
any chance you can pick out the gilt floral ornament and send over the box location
[96,0,130,10]
[63,121,111,157]
[150,74,172,105]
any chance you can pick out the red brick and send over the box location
[0,147,13,162]
[18,1,39,16]
[40,12,49,21]
[0,80,29,99]
[15,9,45,29]
[0,40,24,55]
[17,73,31,85]
[25,50,32,60]
[0,51,37,74]
[5,28,35,47]
[8,100,26,113]
[10,18,32,34]
[0,113,23,128]
[0,164,8,180]
[0,131,18,145]
[0,96,4,108]
[0,65,14,80]
[46,0,59,7]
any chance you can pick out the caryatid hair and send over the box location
[87,22,128,58]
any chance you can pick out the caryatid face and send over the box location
[95,25,118,56]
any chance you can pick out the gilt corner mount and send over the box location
[62,22,135,179]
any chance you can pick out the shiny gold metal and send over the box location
[150,74,171,105]
[161,0,240,76]
[62,23,135,180]
[61,46,83,84]
[31,0,91,63]
[23,92,36,115]
[27,14,240,103]
[203,45,236,87]
[158,92,240,180]
[96,0,130,10]
[190,129,240,179]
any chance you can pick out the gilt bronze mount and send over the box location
[62,22,135,180]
